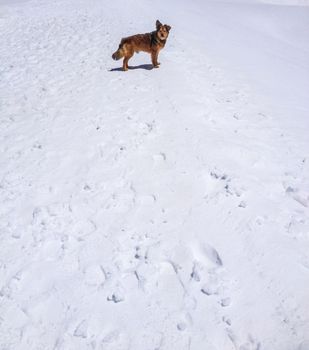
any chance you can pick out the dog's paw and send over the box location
[153,65,160,69]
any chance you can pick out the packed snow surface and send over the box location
[1,0,309,349]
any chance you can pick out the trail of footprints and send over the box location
[104,230,235,334]
[0,166,256,349]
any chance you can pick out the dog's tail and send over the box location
[112,44,125,61]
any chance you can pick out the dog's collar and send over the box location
[151,31,166,46]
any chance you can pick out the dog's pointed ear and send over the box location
[165,25,171,32]
[156,20,162,29]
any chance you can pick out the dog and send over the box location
[112,20,171,71]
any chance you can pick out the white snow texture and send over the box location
[1,0,309,349]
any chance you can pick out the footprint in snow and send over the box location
[204,170,235,201]
[106,283,125,303]
[227,330,261,350]
[190,241,233,308]
[107,292,124,303]
[189,242,223,292]
[200,282,219,296]
[74,320,88,338]
[285,185,308,208]
[191,241,223,268]
[239,337,261,350]
[152,152,166,165]
[101,330,120,344]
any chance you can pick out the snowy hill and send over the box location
[1,0,309,349]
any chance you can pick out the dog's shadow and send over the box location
[109,64,153,72]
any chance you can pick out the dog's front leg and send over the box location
[151,51,159,68]
[155,51,161,66]
[123,52,133,71]
[123,58,128,71]
[123,55,131,71]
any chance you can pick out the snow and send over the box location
[1,0,309,349]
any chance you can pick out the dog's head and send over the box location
[156,20,171,40]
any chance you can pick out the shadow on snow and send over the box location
[109,64,153,72]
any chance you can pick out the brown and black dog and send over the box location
[112,20,171,71]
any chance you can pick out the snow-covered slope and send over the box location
[1,0,309,349]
